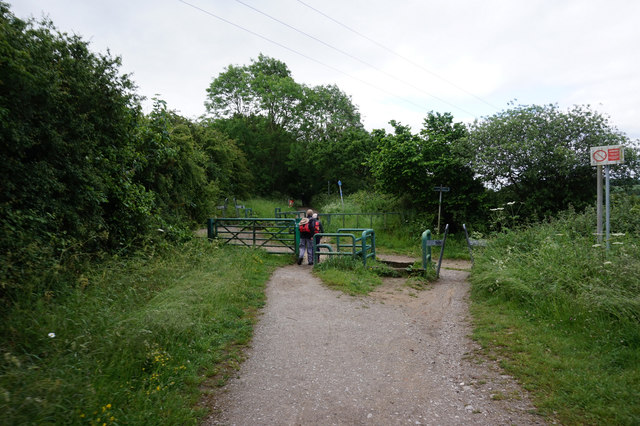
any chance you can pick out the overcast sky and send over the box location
[10,0,640,140]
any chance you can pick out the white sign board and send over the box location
[590,145,625,166]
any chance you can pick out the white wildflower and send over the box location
[48,332,56,338]
[592,244,601,248]
[506,201,516,206]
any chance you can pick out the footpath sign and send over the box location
[591,145,625,250]
[433,185,450,235]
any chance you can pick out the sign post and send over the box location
[590,145,624,250]
[433,185,450,235]
[338,180,343,209]
[596,166,603,243]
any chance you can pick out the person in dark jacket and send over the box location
[312,213,324,246]
[297,209,316,265]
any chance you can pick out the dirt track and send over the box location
[204,259,545,425]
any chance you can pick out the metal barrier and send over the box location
[313,228,376,266]
[274,209,402,230]
[274,208,305,218]
[216,198,253,218]
[421,224,449,278]
[463,223,487,264]
[207,218,299,254]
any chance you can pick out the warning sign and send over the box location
[590,145,625,166]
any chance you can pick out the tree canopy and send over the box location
[465,103,634,219]
[367,112,485,229]
[205,54,367,200]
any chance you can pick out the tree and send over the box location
[195,119,253,198]
[287,127,374,201]
[135,99,217,227]
[205,54,301,130]
[367,113,485,229]
[286,84,368,201]
[205,54,367,201]
[465,103,633,220]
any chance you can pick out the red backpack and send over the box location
[298,218,314,235]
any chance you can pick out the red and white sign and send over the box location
[590,145,625,166]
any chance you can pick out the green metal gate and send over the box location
[207,218,299,254]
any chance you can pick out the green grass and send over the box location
[470,214,640,425]
[0,240,289,425]
[241,197,296,218]
[8,193,636,425]
[313,257,387,295]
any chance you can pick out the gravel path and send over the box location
[205,260,545,425]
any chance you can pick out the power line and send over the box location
[178,0,449,116]
[233,0,475,116]
[297,0,500,111]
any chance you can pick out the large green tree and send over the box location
[368,112,485,229]
[465,103,634,220]
[205,54,367,200]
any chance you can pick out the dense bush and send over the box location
[0,4,146,303]
[0,5,250,307]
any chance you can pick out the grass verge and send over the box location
[313,257,387,295]
[469,214,640,425]
[0,240,289,425]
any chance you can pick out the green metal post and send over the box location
[370,229,376,259]
[421,230,432,269]
[207,218,215,239]
[361,230,367,267]
[294,218,301,258]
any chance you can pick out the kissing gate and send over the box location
[207,217,376,266]
[206,212,471,275]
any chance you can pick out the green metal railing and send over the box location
[421,223,449,278]
[274,208,402,230]
[216,198,253,217]
[462,223,487,264]
[313,228,376,266]
[207,218,299,254]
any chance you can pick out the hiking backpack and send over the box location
[298,217,314,235]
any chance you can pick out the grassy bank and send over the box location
[469,212,640,424]
[1,240,288,425]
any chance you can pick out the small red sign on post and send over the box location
[590,145,624,166]
[607,148,621,161]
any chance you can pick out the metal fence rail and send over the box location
[274,208,402,229]
[207,218,299,254]
[421,224,449,277]
[313,228,376,266]
[462,223,487,264]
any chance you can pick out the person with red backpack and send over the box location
[297,209,316,265]
[312,213,324,246]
